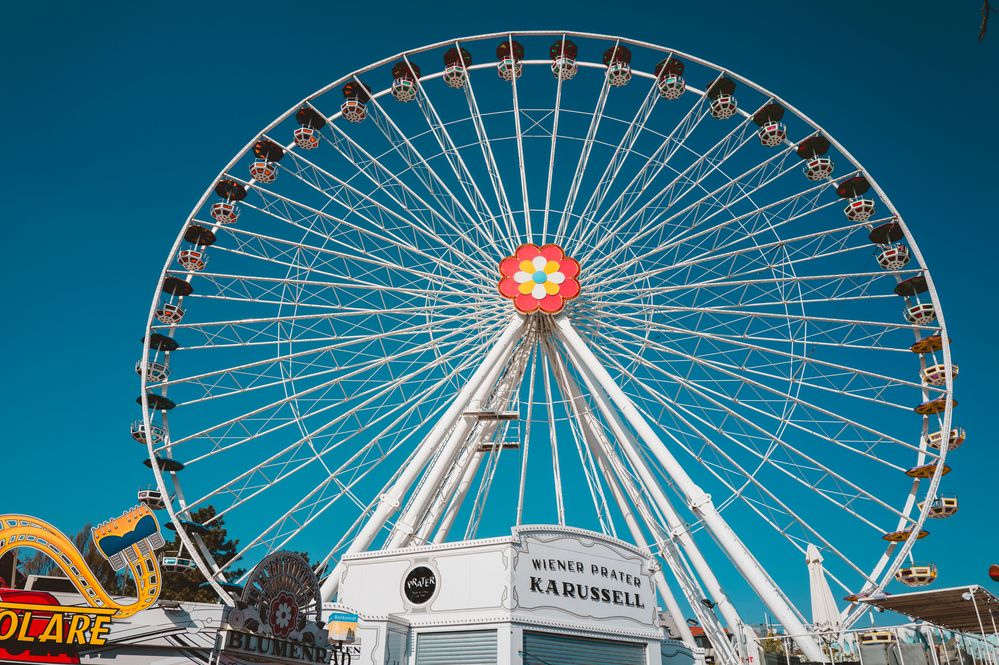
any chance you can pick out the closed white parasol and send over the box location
[807,544,843,639]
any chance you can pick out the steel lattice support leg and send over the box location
[545,341,697,648]
[556,316,825,663]
[319,315,525,601]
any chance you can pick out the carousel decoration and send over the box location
[218,552,332,664]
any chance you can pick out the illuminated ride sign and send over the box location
[218,551,339,665]
[0,506,166,663]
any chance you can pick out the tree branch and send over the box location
[981,0,997,42]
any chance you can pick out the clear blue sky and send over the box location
[0,0,995,623]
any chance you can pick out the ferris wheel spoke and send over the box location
[266,139,497,276]
[400,59,506,249]
[588,173,835,284]
[633,393,881,586]
[357,81,508,253]
[593,343,908,533]
[580,101,765,264]
[599,269,919,303]
[592,333,916,526]
[592,325,921,461]
[458,49,518,240]
[166,317,503,450]
[227,176,489,282]
[174,270,478,312]
[206,233,480,301]
[507,37,533,239]
[602,312,943,415]
[540,37,568,244]
[588,302,929,337]
[156,308,494,368]
[620,324,920,417]
[157,312,501,406]
[184,338,493,522]
[616,218,879,296]
[555,61,613,246]
[308,103,503,259]
[588,140,818,279]
[570,78,662,251]
[576,81,712,251]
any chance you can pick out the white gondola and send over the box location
[138,489,166,510]
[135,360,170,383]
[921,363,958,386]
[209,201,239,225]
[710,95,737,119]
[177,249,207,272]
[845,197,876,221]
[131,419,165,445]
[293,126,320,150]
[920,495,959,518]
[155,302,185,325]
[923,427,965,451]
[804,156,834,180]
[658,75,684,99]
[895,563,938,587]
[249,160,277,183]
[904,302,936,325]
[160,556,198,573]
[876,244,910,270]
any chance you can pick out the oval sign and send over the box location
[403,565,437,605]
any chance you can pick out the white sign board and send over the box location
[511,529,658,629]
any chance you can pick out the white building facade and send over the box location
[332,525,696,665]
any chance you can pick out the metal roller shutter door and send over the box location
[415,629,498,665]
[523,631,646,665]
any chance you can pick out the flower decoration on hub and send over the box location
[499,243,580,314]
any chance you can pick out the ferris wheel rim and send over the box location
[137,30,955,624]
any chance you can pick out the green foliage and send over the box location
[159,506,245,603]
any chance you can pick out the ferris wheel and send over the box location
[134,31,960,662]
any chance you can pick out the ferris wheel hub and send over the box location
[498,243,581,314]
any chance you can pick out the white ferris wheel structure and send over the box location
[135,31,962,664]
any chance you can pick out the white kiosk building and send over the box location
[333,525,696,665]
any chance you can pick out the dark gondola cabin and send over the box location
[549,38,578,80]
[655,57,685,99]
[341,81,372,123]
[443,46,472,88]
[603,44,632,86]
[496,39,525,81]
